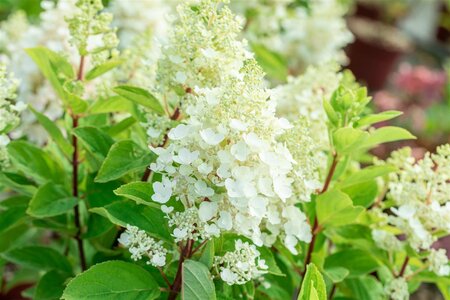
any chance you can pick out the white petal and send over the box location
[217,211,233,230]
[198,201,218,222]
[168,124,190,140]
[200,128,224,145]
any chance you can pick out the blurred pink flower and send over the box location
[394,63,447,103]
[374,91,403,111]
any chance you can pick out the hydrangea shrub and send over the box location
[0,0,448,300]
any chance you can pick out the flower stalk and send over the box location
[294,152,339,299]
[72,55,86,271]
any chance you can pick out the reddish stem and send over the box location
[168,239,194,300]
[321,152,339,193]
[158,267,172,289]
[77,56,85,81]
[398,256,410,278]
[72,116,86,271]
[329,284,337,300]
[293,153,339,299]
[72,55,87,271]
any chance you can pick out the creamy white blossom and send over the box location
[109,0,171,48]
[371,229,403,251]
[214,239,268,285]
[272,63,342,149]
[0,0,166,144]
[150,0,317,253]
[428,248,450,276]
[372,145,450,279]
[384,277,409,300]
[231,0,353,74]
[0,64,21,169]
[0,3,75,143]
[118,225,168,267]
[384,145,450,250]
[66,0,118,64]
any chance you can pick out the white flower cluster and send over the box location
[272,63,342,149]
[163,206,221,242]
[428,248,450,276]
[0,2,75,144]
[214,239,268,285]
[384,277,409,300]
[155,0,249,102]
[66,0,119,64]
[387,146,450,250]
[0,0,168,144]
[371,229,403,252]
[150,0,317,254]
[118,225,167,267]
[232,0,353,74]
[110,0,171,48]
[373,145,450,276]
[142,113,173,146]
[0,65,23,169]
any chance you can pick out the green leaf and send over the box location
[95,140,156,183]
[73,126,115,161]
[63,91,89,114]
[113,85,165,115]
[182,260,216,300]
[316,190,364,227]
[88,96,133,114]
[251,44,287,81]
[298,263,326,300]
[344,276,384,300]
[342,180,378,208]
[83,214,115,239]
[62,261,160,300]
[323,100,339,126]
[27,182,77,218]
[34,270,69,300]
[0,172,37,196]
[114,182,153,205]
[338,165,396,188]
[107,116,137,137]
[332,127,368,155]
[356,110,403,127]
[0,205,27,234]
[90,200,172,242]
[25,47,72,100]
[360,126,416,149]
[324,249,379,277]
[2,246,72,274]
[199,241,214,269]
[324,267,349,283]
[86,175,122,208]
[85,59,123,81]
[26,47,85,113]
[325,224,374,248]
[0,223,29,253]
[7,141,65,185]
[438,282,450,300]
[29,106,73,157]
[258,247,284,276]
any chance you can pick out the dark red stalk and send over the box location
[168,239,194,300]
[72,56,87,271]
[398,256,410,278]
[293,153,339,299]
